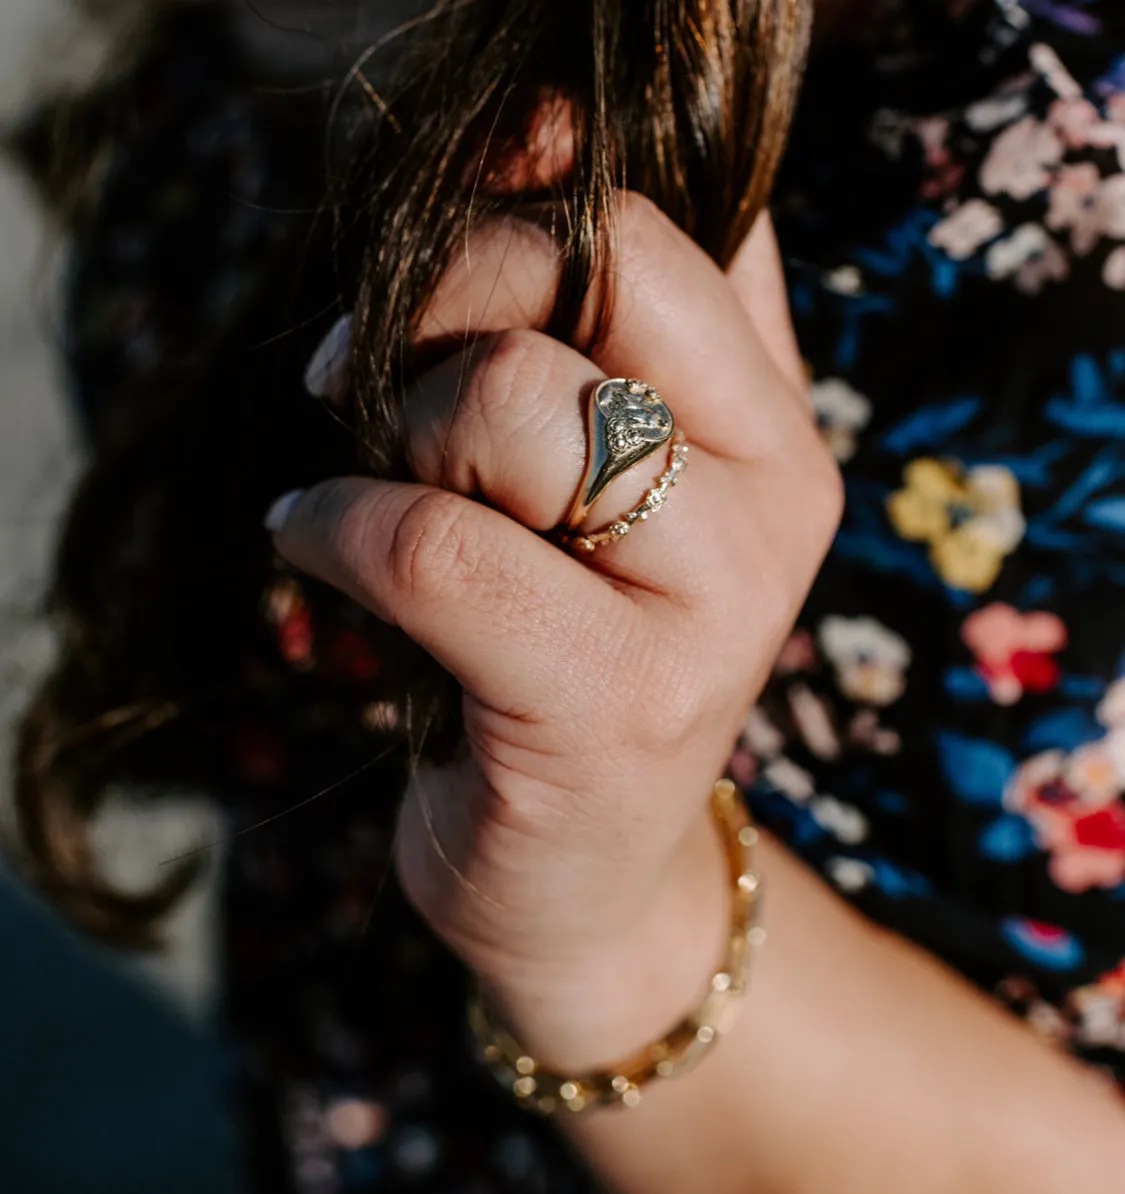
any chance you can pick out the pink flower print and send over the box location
[1097,679,1125,730]
[911,116,965,201]
[741,706,785,758]
[1047,98,1124,151]
[1005,745,1125,893]
[788,683,841,761]
[775,628,817,674]
[1108,93,1125,120]
[1056,805,1125,891]
[848,709,901,756]
[728,747,757,789]
[1047,166,1125,255]
[980,116,1064,201]
[985,224,1069,294]
[1046,162,1100,250]
[921,156,966,203]
[961,603,1067,705]
[929,199,1004,260]
[1103,245,1125,289]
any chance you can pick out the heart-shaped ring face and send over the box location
[595,379,675,457]
[564,378,678,527]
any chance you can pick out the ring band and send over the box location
[564,378,677,529]
[559,432,689,554]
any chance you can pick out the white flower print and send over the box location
[929,199,1004,260]
[811,796,869,845]
[810,378,873,462]
[742,706,785,758]
[985,224,1069,294]
[868,108,909,158]
[826,856,875,893]
[818,616,912,707]
[1029,42,1082,101]
[822,265,864,295]
[1046,166,1125,255]
[960,465,1028,554]
[763,757,816,804]
[788,682,841,761]
[1025,1000,1071,1047]
[965,92,1028,133]
[980,116,1064,201]
[1070,986,1125,1050]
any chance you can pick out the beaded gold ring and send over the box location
[558,378,686,553]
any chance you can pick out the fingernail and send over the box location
[304,313,353,399]
[264,489,304,534]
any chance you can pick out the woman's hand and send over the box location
[268,195,840,1067]
[267,199,1125,1194]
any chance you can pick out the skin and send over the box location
[269,196,1125,1190]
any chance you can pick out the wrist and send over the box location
[476,805,731,1076]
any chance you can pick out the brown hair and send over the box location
[11,0,811,947]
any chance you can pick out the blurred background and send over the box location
[0,3,238,1190]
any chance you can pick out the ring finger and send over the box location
[405,327,739,602]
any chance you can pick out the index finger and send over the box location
[415,194,808,461]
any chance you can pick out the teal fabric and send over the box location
[0,870,240,1194]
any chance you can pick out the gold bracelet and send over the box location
[467,778,764,1115]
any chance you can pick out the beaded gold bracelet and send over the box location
[467,778,765,1115]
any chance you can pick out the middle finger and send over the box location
[415,195,810,464]
[405,326,741,601]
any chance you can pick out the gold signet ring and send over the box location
[564,378,675,529]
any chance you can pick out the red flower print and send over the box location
[1073,805,1125,852]
[263,579,315,670]
[1005,743,1125,893]
[962,603,1067,705]
[324,629,380,683]
[775,629,817,675]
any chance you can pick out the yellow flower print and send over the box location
[887,458,1025,593]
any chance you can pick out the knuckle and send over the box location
[471,328,552,425]
[624,640,710,753]
[616,190,673,248]
[386,489,477,606]
[796,429,846,554]
[723,521,806,661]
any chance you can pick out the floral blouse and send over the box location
[62,1,1125,1191]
